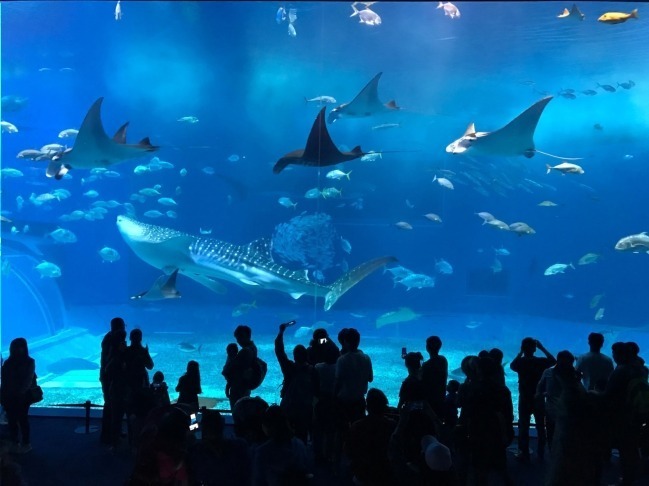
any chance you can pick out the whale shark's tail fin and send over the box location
[324,255,397,311]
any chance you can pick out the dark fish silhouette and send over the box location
[328,72,400,124]
[273,107,365,174]
[47,97,159,179]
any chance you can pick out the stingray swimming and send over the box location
[117,215,396,311]
[273,106,366,174]
[328,72,400,124]
[46,97,159,179]
[446,96,572,158]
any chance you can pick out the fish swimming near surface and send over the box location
[47,357,100,374]
[598,9,638,24]
[46,97,159,179]
[446,97,554,158]
[328,72,400,124]
[116,215,396,311]
[557,4,585,20]
[131,269,181,301]
[273,107,366,173]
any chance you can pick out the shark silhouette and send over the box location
[445,96,553,158]
[47,97,158,179]
[131,269,181,301]
[117,215,397,311]
[328,72,400,124]
[273,107,365,174]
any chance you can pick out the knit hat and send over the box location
[421,435,452,471]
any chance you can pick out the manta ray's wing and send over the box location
[328,72,399,123]
[477,96,553,157]
[131,269,181,300]
[302,107,345,164]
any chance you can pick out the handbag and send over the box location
[28,375,43,404]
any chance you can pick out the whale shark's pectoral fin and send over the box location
[290,292,306,300]
[324,255,398,311]
[240,279,260,286]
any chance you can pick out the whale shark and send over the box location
[131,268,181,301]
[273,106,366,174]
[445,96,553,158]
[46,97,159,179]
[116,215,397,310]
[328,72,400,124]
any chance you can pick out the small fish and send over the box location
[433,175,454,190]
[538,200,558,207]
[1,121,18,133]
[424,213,442,223]
[278,197,297,209]
[99,246,120,263]
[49,228,77,244]
[494,247,510,256]
[578,252,600,265]
[276,6,286,24]
[227,154,240,163]
[288,8,297,23]
[1,168,23,178]
[543,263,575,276]
[590,293,604,309]
[437,1,460,19]
[232,300,257,317]
[491,258,503,273]
[546,162,584,175]
[618,81,634,90]
[559,92,577,99]
[58,128,79,138]
[144,210,164,218]
[465,321,483,329]
[17,149,46,160]
[114,0,122,20]
[321,187,342,198]
[288,23,296,37]
[581,89,597,96]
[134,165,150,175]
[597,83,616,92]
[475,212,495,224]
[435,259,453,275]
[371,123,400,130]
[35,261,62,278]
[405,200,415,209]
[594,307,605,321]
[305,96,337,105]
[304,188,321,199]
[180,168,188,177]
[83,190,99,198]
[351,3,382,25]
[326,169,351,180]
[593,123,604,131]
[202,166,215,175]
[139,188,161,197]
[395,221,413,230]
[486,219,510,231]
[360,151,382,162]
[508,222,536,236]
[614,232,649,253]
[158,197,178,207]
[340,237,352,254]
[597,9,638,24]
[166,211,178,219]
[177,116,199,124]
[199,228,212,235]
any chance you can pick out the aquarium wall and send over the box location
[2,1,648,413]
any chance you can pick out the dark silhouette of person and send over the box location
[99,317,125,445]
[252,405,310,486]
[457,356,514,486]
[227,325,258,410]
[335,328,373,425]
[307,328,340,365]
[345,388,397,486]
[510,337,556,461]
[186,410,250,486]
[175,360,202,412]
[440,379,460,448]
[420,336,448,418]
[232,396,269,446]
[337,328,350,355]
[150,371,170,408]
[0,338,35,453]
[104,329,130,451]
[576,332,614,391]
[274,322,316,444]
[222,342,238,403]
[312,338,339,467]
[398,352,426,409]
[126,329,155,446]
[488,348,506,386]
[601,341,647,485]
[535,350,579,456]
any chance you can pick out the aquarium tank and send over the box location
[1,1,648,417]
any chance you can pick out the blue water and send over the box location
[2,2,649,410]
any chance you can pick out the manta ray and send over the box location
[328,72,400,124]
[116,215,397,311]
[131,269,181,301]
[445,96,553,158]
[273,107,365,174]
[47,97,158,179]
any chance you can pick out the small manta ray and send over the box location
[446,96,556,158]
[47,97,158,180]
[131,268,181,301]
[558,4,585,20]
[273,107,366,173]
[328,72,400,124]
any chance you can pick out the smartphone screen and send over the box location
[319,338,327,344]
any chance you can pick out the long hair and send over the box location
[184,360,201,391]
[9,337,29,360]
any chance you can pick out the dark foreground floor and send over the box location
[1,415,648,485]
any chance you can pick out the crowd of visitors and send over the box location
[2,319,649,485]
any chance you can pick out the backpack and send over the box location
[626,376,649,424]
[245,357,268,390]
